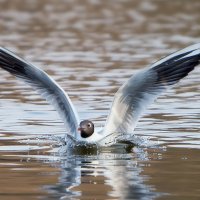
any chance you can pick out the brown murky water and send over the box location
[0,0,200,199]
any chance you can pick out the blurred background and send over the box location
[0,0,200,200]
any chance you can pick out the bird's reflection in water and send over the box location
[45,145,162,200]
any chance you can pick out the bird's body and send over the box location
[0,44,199,146]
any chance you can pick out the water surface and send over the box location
[0,0,200,199]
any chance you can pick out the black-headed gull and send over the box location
[0,44,199,146]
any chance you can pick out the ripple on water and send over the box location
[0,0,200,199]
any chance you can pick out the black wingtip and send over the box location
[153,45,200,86]
[0,47,29,77]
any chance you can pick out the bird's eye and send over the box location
[87,123,91,128]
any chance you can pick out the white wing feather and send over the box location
[102,43,200,142]
[0,47,80,139]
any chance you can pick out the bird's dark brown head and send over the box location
[78,120,94,138]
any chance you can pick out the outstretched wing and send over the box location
[103,43,200,137]
[0,47,80,138]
